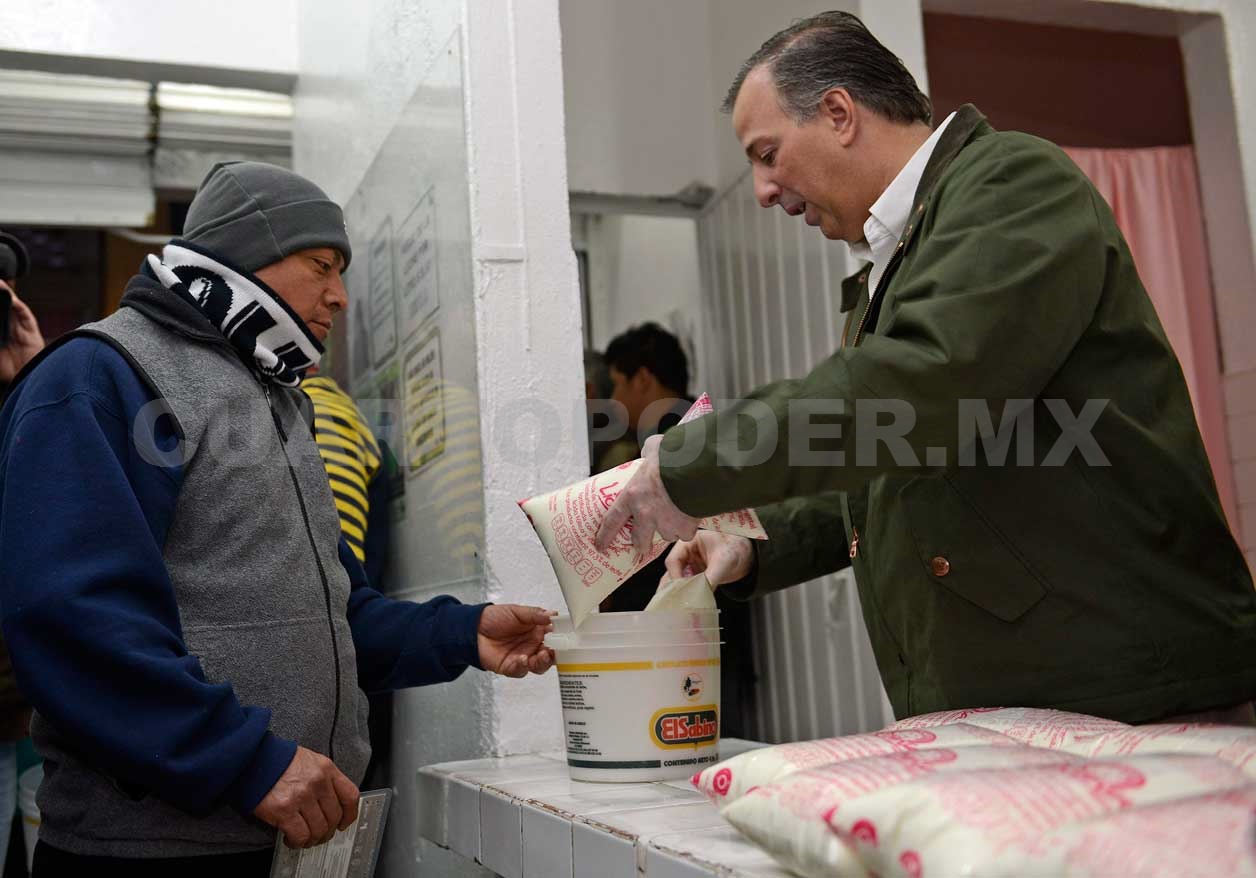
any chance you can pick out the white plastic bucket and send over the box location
[552,608,718,635]
[555,639,721,782]
[18,764,41,875]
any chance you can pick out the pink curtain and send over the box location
[1063,145,1238,530]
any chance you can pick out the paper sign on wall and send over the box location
[396,187,439,332]
[368,218,398,367]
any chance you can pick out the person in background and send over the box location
[605,322,693,442]
[596,12,1256,726]
[590,322,691,474]
[583,349,630,476]
[596,323,755,738]
[584,349,611,407]
[0,162,556,877]
[301,369,385,576]
[0,232,46,385]
[0,230,43,876]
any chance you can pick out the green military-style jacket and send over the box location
[659,105,1256,723]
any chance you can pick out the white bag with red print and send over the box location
[890,706,1127,753]
[832,754,1250,878]
[693,723,1017,810]
[518,394,767,625]
[1080,723,1256,778]
[720,744,1081,878]
[1039,786,1256,878]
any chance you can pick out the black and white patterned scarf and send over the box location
[146,240,323,387]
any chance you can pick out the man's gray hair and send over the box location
[722,11,932,125]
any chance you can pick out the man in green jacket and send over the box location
[594,11,1256,725]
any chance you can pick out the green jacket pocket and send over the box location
[902,475,1048,622]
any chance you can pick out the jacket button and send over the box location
[858,273,867,284]
[931,556,950,577]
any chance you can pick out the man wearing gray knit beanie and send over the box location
[0,162,557,875]
[164,161,355,378]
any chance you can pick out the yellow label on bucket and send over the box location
[651,704,719,750]
[556,661,654,672]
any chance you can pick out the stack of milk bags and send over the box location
[692,707,1256,877]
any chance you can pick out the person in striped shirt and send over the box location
[301,371,382,569]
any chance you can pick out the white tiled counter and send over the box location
[417,740,792,878]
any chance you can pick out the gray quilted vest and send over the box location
[31,283,369,857]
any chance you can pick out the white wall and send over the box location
[1171,5,1256,380]
[0,0,297,90]
[296,0,582,875]
[559,0,718,196]
[1177,10,1256,562]
[584,214,708,389]
[462,0,587,760]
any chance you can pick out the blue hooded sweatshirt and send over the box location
[0,287,485,824]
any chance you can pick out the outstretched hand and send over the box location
[662,531,755,588]
[478,604,557,677]
[593,435,699,556]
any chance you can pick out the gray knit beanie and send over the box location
[182,161,352,273]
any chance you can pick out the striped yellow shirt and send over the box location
[301,376,381,563]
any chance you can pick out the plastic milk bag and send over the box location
[519,394,766,625]
[721,744,1082,878]
[832,753,1248,878]
[645,572,718,611]
[693,723,1021,810]
[890,707,1127,753]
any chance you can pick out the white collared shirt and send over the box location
[850,112,956,299]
